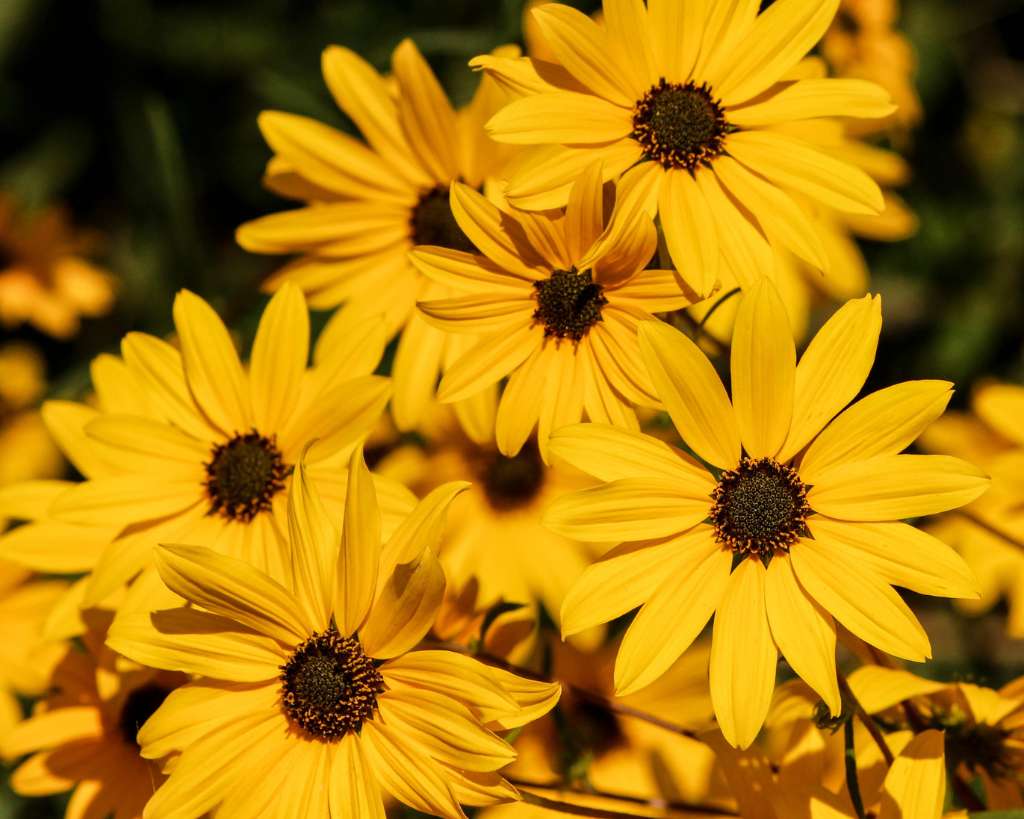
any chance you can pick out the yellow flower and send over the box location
[412,166,694,460]
[0,344,63,494]
[0,562,68,740]
[1,619,185,819]
[236,39,514,437]
[548,279,987,748]
[918,381,1024,637]
[0,195,115,338]
[473,0,894,295]
[0,284,401,616]
[107,451,560,818]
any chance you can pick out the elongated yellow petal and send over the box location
[607,268,696,312]
[710,558,777,748]
[51,477,199,527]
[286,459,337,632]
[41,401,116,480]
[236,202,408,256]
[799,381,954,484]
[360,547,445,659]
[790,540,931,661]
[314,308,388,375]
[449,183,545,278]
[544,477,710,542]
[379,482,469,573]
[2,707,103,758]
[329,734,386,819]
[878,730,946,819]
[808,454,990,521]
[249,283,309,435]
[847,666,947,714]
[477,664,562,730]
[0,521,111,574]
[603,0,657,90]
[615,535,731,696]
[390,312,445,433]
[729,79,896,127]
[694,170,773,290]
[486,91,632,144]
[731,278,795,458]
[417,295,533,333]
[647,0,705,83]
[638,320,741,470]
[173,289,251,435]
[438,323,538,404]
[337,446,380,636]
[764,553,840,715]
[282,374,391,461]
[974,382,1024,447]
[564,161,605,263]
[659,170,719,298]
[84,415,208,469]
[779,294,881,462]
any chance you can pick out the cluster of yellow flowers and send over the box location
[1,1,1023,818]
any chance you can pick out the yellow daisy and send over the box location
[0,344,63,493]
[473,0,894,294]
[2,284,402,615]
[412,166,694,460]
[236,38,515,438]
[107,450,560,818]
[548,278,988,748]
[0,195,115,338]
[1,618,185,819]
[918,381,1024,637]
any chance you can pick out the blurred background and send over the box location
[1,0,1023,815]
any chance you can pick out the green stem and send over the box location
[844,718,868,819]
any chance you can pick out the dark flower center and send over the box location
[280,629,385,741]
[411,188,475,253]
[942,715,1016,780]
[204,431,289,522]
[118,683,173,748]
[533,268,607,342]
[710,457,811,558]
[632,79,729,171]
[481,440,546,511]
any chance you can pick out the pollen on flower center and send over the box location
[533,268,607,342]
[710,457,812,558]
[204,431,288,522]
[411,187,476,253]
[280,629,385,742]
[632,79,729,171]
[118,683,173,748]
[480,440,545,511]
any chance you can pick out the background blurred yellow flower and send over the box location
[0,344,63,493]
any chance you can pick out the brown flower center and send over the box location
[710,457,811,558]
[941,714,1017,780]
[118,683,173,748]
[480,440,546,511]
[204,431,288,522]
[411,188,475,253]
[280,629,385,741]
[533,268,607,342]
[632,79,729,171]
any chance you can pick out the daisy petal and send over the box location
[418,295,533,333]
[614,534,731,696]
[847,666,947,714]
[360,547,445,660]
[710,558,777,749]
[729,79,896,127]
[973,382,1024,447]
[2,708,103,758]
[391,312,446,432]
[638,320,741,470]
[438,324,538,404]
[659,170,719,298]
[878,731,946,819]
[337,446,380,636]
[449,183,545,278]
[765,553,840,715]
[51,477,198,527]
[808,454,990,521]
[564,161,605,263]
[694,171,773,290]
[494,344,550,457]
[286,459,337,632]
[329,734,386,819]
[486,92,632,144]
[647,0,705,83]
[250,284,309,434]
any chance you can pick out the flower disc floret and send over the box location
[632,79,729,171]
[204,431,289,522]
[533,268,607,342]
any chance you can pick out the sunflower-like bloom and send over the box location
[0,284,404,615]
[0,196,115,338]
[0,344,63,492]
[474,0,895,294]
[918,381,1024,638]
[237,39,514,438]
[547,279,988,748]
[107,451,560,819]
[412,166,693,460]
[1,619,184,819]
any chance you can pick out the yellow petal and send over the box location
[379,482,469,572]
[236,202,408,256]
[790,539,931,661]
[438,323,538,404]
[0,479,79,521]
[360,547,445,659]
[486,91,632,144]
[391,312,445,432]
[544,477,711,542]
[449,183,545,278]
[409,247,537,292]
[799,381,954,485]
[779,294,882,462]
[51,477,199,527]
[846,666,947,714]
[314,308,389,375]
[974,382,1024,447]
[603,0,657,89]
[493,343,550,457]
[564,161,605,264]
[615,534,731,695]
[84,415,208,469]
[40,401,117,479]
[878,730,946,819]
[637,320,741,470]
[337,446,380,636]
[808,454,990,521]
[710,558,777,749]
[607,268,696,312]
[659,170,720,298]
[417,294,533,333]
[2,707,103,758]
[694,170,774,290]
[173,289,251,435]
[281,374,391,461]
[764,553,840,715]
[249,283,309,435]
[0,521,111,574]
[286,459,337,632]
[329,733,386,819]
[731,278,795,458]
[647,0,705,83]
[729,79,896,127]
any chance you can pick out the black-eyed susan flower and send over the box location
[473,0,894,296]
[0,344,63,491]
[8,284,405,615]
[107,450,560,818]
[547,279,988,748]
[237,39,515,438]
[0,195,115,339]
[1,618,185,819]
[412,166,694,461]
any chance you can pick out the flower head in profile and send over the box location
[474,0,894,295]
[1,618,185,819]
[412,165,693,460]
[12,284,396,612]
[548,279,988,748]
[107,449,560,818]
[237,39,515,437]
[0,195,115,338]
